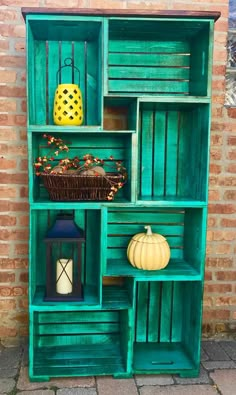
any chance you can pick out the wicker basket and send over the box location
[41,173,124,201]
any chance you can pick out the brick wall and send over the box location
[0,0,234,346]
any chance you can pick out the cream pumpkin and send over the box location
[127,225,170,270]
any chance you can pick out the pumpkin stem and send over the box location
[145,225,152,235]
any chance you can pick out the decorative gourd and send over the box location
[127,225,170,270]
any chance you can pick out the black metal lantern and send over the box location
[44,214,85,301]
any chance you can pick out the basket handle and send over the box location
[57,57,80,85]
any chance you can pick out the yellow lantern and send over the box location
[53,58,83,126]
[127,225,170,270]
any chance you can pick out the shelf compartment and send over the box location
[103,97,138,131]
[102,285,132,309]
[138,101,210,202]
[106,259,201,280]
[27,17,103,126]
[104,207,206,277]
[107,18,213,96]
[30,131,134,203]
[30,209,101,306]
[31,309,130,379]
[133,281,202,374]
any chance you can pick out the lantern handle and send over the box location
[56,57,81,85]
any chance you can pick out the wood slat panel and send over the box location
[109,79,189,94]
[109,40,190,53]
[109,66,190,80]
[109,53,190,67]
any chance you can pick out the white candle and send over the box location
[56,259,73,294]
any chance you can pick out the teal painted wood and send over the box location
[25,10,216,380]
[26,22,36,125]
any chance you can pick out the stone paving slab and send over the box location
[0,378,15,393]
[202,360,236,370]
[210,369,236,395]
[96,376,139,395]
[139,384,219,394]
[202,341,231,361]
[57,389,97,395]
[219,341,236,360]
[174,366,210,384]
[17,367,95,391]
[135,374,174,386]
[18,391,55,395]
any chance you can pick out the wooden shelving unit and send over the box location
[22,7,220,381]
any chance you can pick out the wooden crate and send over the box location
[27,17,103,126]
[23,8,219,381]
[107,18,213,97]
[31,309,131,379]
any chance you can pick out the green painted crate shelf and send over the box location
[30,209,101,306]
[133,281,202,375]
[31,309,131,379]
[27,16,103,126]
[107,18,214,97]
[24,8,219,380]
[103,207,207,279]
[138,101,210,203]
[29,131,135,203]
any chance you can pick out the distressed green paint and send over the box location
[24,9,216,381]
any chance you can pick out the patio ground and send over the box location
[0,339,236,394]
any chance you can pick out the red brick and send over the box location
[203,296,213,307]
[206,257,233,268]
[20,159,28,171]
[0,143,27,155]
[0,326,17,337]
[0,114,26,126]
[0,158,17,170]
[20,186,28,198]
[0,40,9,51]
[0,187,17,198]
[0,258,28,269]
[211,134,223,145]
[215,244,232,254]
[19,272,28,282]
[14,244,28,255]
[203,310,230,320]
[221,218,236,227]
[0,128,17,141]
[227,108,236,118]
[0,9,19,21]
[216,271,236,281]
[204,284,232,293]
[210,163,221,174]
[208,190,220,200]
[226,164,236,174]
[0,229,28,241]
[0,272,15,283]
[18,215,29,227]
[0,300,16,310]
[0,201,29,212]
[0,215,17,226]
[224,190,236,200]
[0,244,10,256]
[46,0,86,6]
[208,204,236,214]
[0,24,25,38]
[210,148,222,160]
[1,0,40,6]
[216,297,236,306]
[0,173,28,185]
[227,150,236,160]
[213,65,226,75]
[0,54,25,68]
[18,298,28,310]
[0,70,17,83]
[0,85,26,98]
[204,271,212,281]
[0,99,17,112]
[15,41,26,52]
[228,136,236,146]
